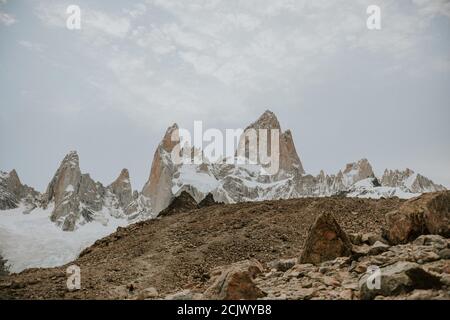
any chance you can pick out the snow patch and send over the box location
[0,205,128,273]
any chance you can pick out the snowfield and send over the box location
[0,205,128,273]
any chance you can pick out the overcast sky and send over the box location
[0,0,449,192]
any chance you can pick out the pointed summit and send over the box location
[43,151,82,208]
[238,110,304,175]
[341,158,374,186]
[6,169,22,197]
[142,124,181,213]
[247,109,281,130]
[280,129,304,174]
[43,151,106,231]
[108,168,133,209]
[0,169,39,210]
[161,123,180,153]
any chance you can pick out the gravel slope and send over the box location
[0,196,403,299]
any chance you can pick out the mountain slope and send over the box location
[0,196,403,299]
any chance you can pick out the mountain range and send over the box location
[0,110,446,232]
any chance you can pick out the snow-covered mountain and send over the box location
[142,111,446,214]
[0,169,39,212]
[40,151,152,231]
[0,110,446,272]
[0,110,446,226]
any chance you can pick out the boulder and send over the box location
[368,241,390,256]
[267,258,296,272]
[361,232,387,245]
[299,212,353,264]
[359,261,442,300]
[204,259,266,300]
[137,287,159,300]
[384,191,450,244]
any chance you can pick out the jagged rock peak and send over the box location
[108,168,133,210]
[63,150,80,164]
[161,123,180,152]
[114,168,130,182]
[238,110,304,175]
[0,169,40,211]
[109,168,131,190]
[5,169,22,196]
[280,128,305,174]
[343,158,374,176]
[7,169,20,183]
[141,125,180,213]
[341,158,375,186]
[381,168,446,193]
[381,168,415,186]
[247,109,281,130]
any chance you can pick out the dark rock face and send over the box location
[158,191,198,217]
[299,212,353,264]
[384,191,450,244]
[198,193,218,208]
[0,170,40,210]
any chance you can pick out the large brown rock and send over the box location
[204,259,266,300]
[299,212,353,264]
[384,191,450,245]
[359,261,442,300]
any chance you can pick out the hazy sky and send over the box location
[0,0,449,192]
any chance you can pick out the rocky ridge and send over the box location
[0,110,446,231]
[1,192,448,300]
[143,111,446,215]
[41,151,150,231]
[0,170,39,212]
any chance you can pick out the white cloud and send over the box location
[31,0,450,131]
[0,11,15,26]
[35,3,131,40]
[18,40,45,52]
